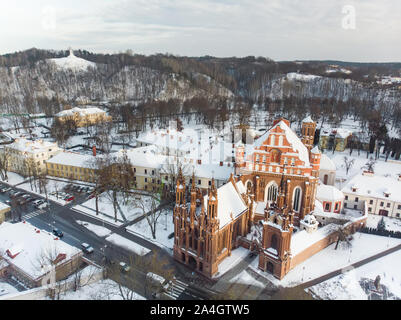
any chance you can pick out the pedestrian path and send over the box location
[164,279,189,300]
[23,210,45,220]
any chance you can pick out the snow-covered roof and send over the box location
[320,128,352,139]
[7,138,59,155]
[236,180,246,195]
[320,154,336,171]
[316,184,344,202]
[46,151,96,169]
[0,222,81,280]
[301,214,318,225]
[56,107,107,118]
[49,50,97,72]
[302,116,315,124]
[204,181,248,229]
[311,146,321,154]
[254,120,310,167]
[291,223,338,256]
[341,174,401,203]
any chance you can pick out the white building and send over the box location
[3,138,61,176]
[319,154,336,186]
[342,172,401,218]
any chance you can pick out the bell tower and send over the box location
[301,116,316,151]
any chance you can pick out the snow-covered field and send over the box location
[73,192,154,227]
[250,233,401,288]
[105,233,151,256]
[0,172,26,186]
[76,220,112,237]
[309,249,401,300]
[126,209,174,250]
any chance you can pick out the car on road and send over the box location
[53,228,64,238]
[5,200,11,205]
[81,243,94,254]
[0,188,7,193]
[146,272,171,292]
[33,199,44,206]
[120,262,131,273]
[36,202,48,210]
[3,187,11,193]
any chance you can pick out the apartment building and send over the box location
[55,107,112,127]
[3,138,61,176]
[341,172,401,218]
[46,151,97,182]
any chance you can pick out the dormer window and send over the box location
[384,192,390,198]
[351,186,357,192]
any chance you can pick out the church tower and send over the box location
[301,116,316,151]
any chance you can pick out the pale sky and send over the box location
[0,0,400,62]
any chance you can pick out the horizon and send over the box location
[0,1,400,62]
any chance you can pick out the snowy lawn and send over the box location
[309,250,401,300]
[126,209,174,250]
[323,149,401,188]
[250,233,401,288]
[73,192,155,227]
[54,279,145,300]
[105,234,151,256]
[366,214,401,232]
[0,172,26,186]
[76,220,112,237]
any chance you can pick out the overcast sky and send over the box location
[0,0,400,62]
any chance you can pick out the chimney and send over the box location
[92,146,97,157]
[398,174,401,181]
[220,161,223,167]
[197,159,202,165]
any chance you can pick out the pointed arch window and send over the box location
[293,187,302,212]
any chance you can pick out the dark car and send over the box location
[53,228,64,238]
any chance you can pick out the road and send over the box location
[0,180,216,300]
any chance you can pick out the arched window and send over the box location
[278,135,283,146]
[265,182,278,203]
[271,135,275,146]
[323,174,329,185]
[271,234,278,250]
[292,187,302,212]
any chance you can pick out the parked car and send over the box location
[3,187,11,193]
[36,202,48,210]
[64,195,75,202]
[53,228,64,238]
[0,188,6,193]
[81,243,94,254]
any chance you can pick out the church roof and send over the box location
[302,116,315,123]
[204,180,248,229]
[320,154,336,171]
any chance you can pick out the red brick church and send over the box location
[173,117,364,279]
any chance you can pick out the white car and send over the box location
[146,272,171,292]
[81,243,94,254]
[36,202,48,210]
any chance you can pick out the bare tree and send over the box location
[0,148,10,181]
[362,157,376,173]
[343,156,355,176]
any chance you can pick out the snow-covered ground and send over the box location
[76,220,112,237]
[214,247,250,278]
[0,172,26,186]
[309,249,401,300]
[250,233,401,288]
[323,149,401,188]
[126,209,174,250]
[0,281,19,298]
[230,269,265,288]
[73,192,155,227]
[366,214,401,232]
[53,278,145,300]
[105,233,151,256]
[17,179,70,205]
